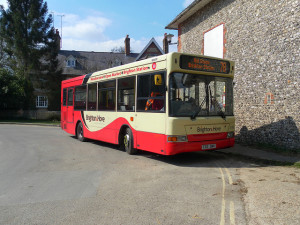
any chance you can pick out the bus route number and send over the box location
[220,62,227,73]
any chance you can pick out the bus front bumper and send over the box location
[165,137,235,155]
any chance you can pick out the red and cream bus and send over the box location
[61,52,235,155]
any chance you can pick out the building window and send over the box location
[203,23,225,58]
[66,59,76,67]
[36,96,48,108]
[264,92,275,104]
[110,58,122,68]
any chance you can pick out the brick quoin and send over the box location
[178,23,182,52]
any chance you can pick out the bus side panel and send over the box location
[136,131,166,154]
[61,75,85,135]
[135,113,166,154]
[75,112,168,154]
[79,115,136,146]
[66,110,80,136]
[83,125,118,145]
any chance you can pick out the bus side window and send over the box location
[117,77,135,111]
[67,88,73,106]
[137,73,165,112]
[63,88,67,106]
[74,85,86,110]
[88,83,97,111]
[98,80,116,111]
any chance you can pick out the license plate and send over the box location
[202,144,216,150]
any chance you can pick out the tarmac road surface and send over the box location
[0,124,248,224]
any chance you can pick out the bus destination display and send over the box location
[180,55,230,74]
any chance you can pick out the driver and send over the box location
[145,92,164,110]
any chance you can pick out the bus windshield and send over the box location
[169,73,233,118]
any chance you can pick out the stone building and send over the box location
[166,0,300,150]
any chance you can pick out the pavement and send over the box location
[1,121,299,164]
[0,121,60,127]
[218,144,300,164]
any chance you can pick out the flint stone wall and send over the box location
[179,0,300,150]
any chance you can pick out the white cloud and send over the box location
[54,11,178,53]
[0,0,8,9]
[62,38,123,52]
[0,5,178,54]
[62,36,151,53]
[55,12,111,43]
[183,0,194,8]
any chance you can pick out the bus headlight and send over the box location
[227,132,234,138]
[167,135,187,142]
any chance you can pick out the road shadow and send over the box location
[71,136,295,169]
[140,150,276,169]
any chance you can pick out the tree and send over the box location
[111,46,133,53]
[0,68,26,110]
[42,29,62,111]
[111,46,126,53]
[0,0,61,109]
[0,8,8,68]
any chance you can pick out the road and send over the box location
[0,124,247,224]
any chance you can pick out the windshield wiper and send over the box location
[208,85,226,121]
[191,96,207,120]
[218,109,226,120]
[214,101,226,120]
[191,106,201,120]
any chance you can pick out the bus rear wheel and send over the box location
[124,128,137,155]
[76,122,86,142]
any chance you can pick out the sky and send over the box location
[0,0,194,53]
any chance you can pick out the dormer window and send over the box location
[66,56,76,68]
[111,58,122,68]
[67,59,76,67]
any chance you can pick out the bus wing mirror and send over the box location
[182,74,193,87]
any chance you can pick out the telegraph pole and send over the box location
[57,14,65,48]
[50,11,55,27]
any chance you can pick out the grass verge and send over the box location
[0,119,60,126]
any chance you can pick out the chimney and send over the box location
[124,35,130,56]
[163,33,169,54]
[55,29,61,50]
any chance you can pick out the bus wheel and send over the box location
[124,128,137,155]
[76,122,86,142]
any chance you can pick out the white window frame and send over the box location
[67,59,76,67]
[36,96,48,108]
[204,23,224,58]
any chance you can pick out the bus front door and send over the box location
[67,88,74,124]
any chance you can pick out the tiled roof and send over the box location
[58,50,139,76]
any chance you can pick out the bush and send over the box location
[0,69,26,109]
[47,113,61,122]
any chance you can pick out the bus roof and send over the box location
[62,52,234,86]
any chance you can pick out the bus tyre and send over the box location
[76,122,86,142]
[124,128,137,155]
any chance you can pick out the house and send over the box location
[135,38,164,61]
[165,0,300,150]
[32,35,165,119]
[58,35,164,79]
